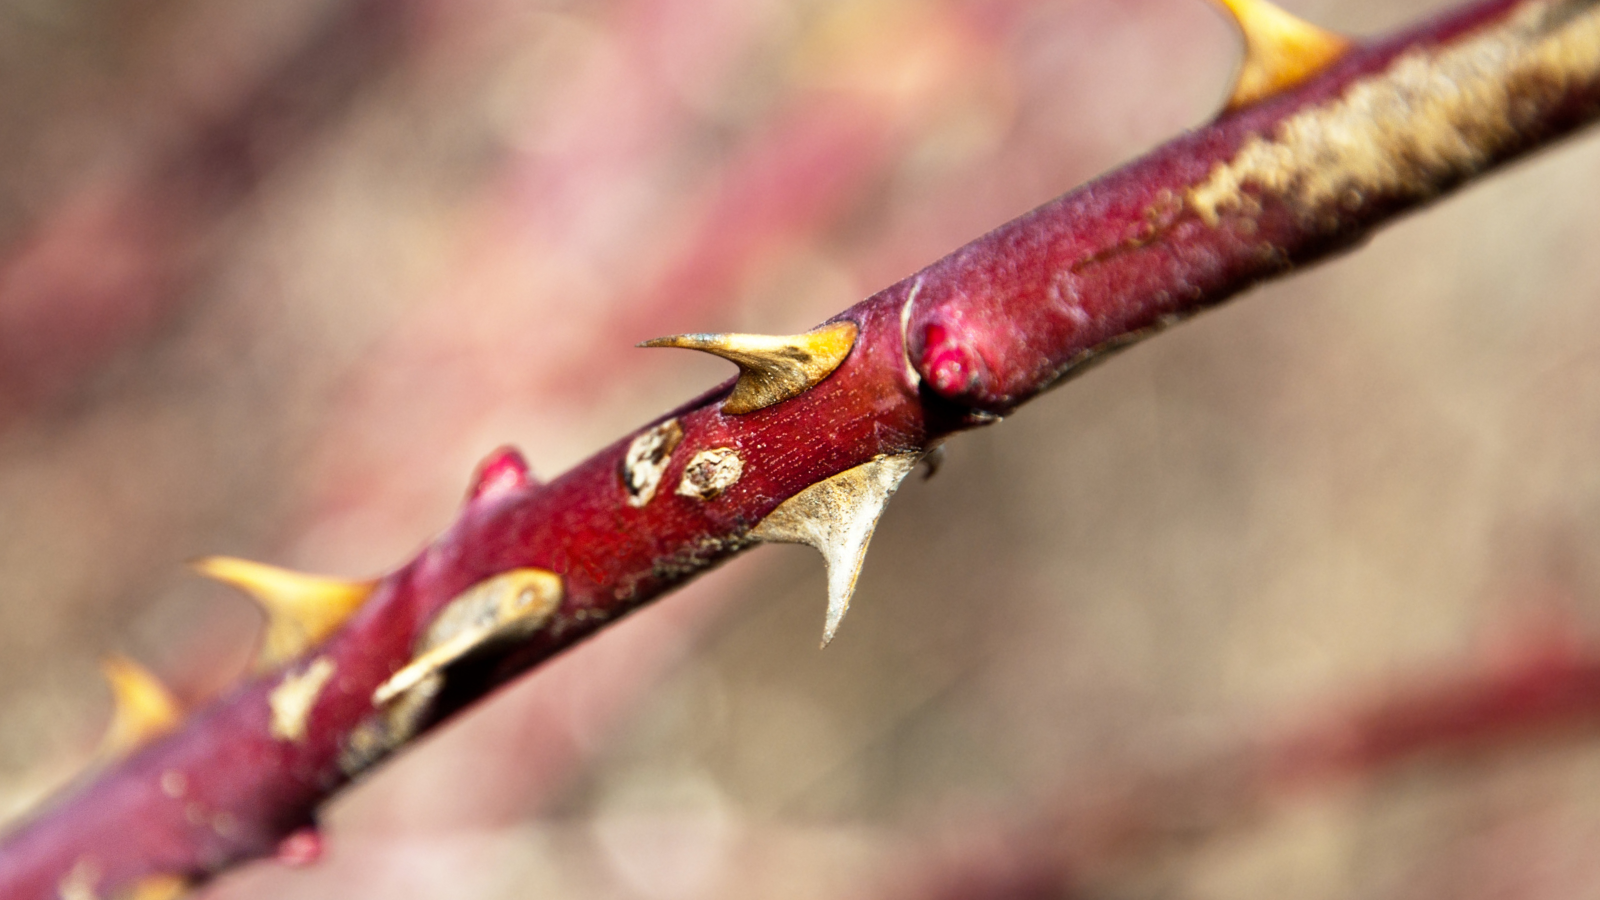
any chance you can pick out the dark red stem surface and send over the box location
[4,0,1600,896]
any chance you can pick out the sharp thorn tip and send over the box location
[99,655,182,758]
[640,322,858,413]
[1209,0,1349,111]
[193,557,374,666]
[752,452,922,650]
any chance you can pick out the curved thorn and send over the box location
[640,321,859,414]
[373,568,564,706]
[191,557,375,667]
[98,656,182,758]
[1209,0,1350,111]
[751,452,922,646]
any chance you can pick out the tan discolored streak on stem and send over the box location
[1191,0,1600,227]
[268,657,337,743]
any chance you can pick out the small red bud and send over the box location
[467,445,535,503]
[275,828,323,867]
[919,322,990,400]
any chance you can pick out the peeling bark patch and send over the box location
[356,571,561,774]
[372,569,563,707]
[341,668,441,778]
[1190,1,1600,226]
[268,657,336,743]
[621,419,684,507]
[676,448,744,500]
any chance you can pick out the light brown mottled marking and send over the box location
[621,419,684,507]
[676,448,744,500]
[1191,1,1600,225]
[268,657,336,743]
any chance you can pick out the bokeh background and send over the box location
[5,0,1600,897]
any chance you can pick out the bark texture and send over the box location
[4,0,1600,896]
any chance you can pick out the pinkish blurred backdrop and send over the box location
[5,0,1600,897]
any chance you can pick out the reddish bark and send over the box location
[1269,637,1600,786]
[297,0,1014,553]
[3,0,1600,896]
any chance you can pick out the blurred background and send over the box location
[4,0,1600,897]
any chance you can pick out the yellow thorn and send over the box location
[99,656,182,758]
[640,321,859,415]
[120,873,191,900]
[1210,0,1350,111]
[373,568,564,706]
[192,557,375,667]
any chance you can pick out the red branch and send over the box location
[886,634,1600,900]
[4,0,1600,896]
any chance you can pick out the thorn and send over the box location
[751,452,922,646]
[98,656,182,758]
[467,445,535,503]
[192,557,375,667]
[121,873,190,900]
[640,321,859,414]
[373,568,563,706]
[1209,0,1350,111]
